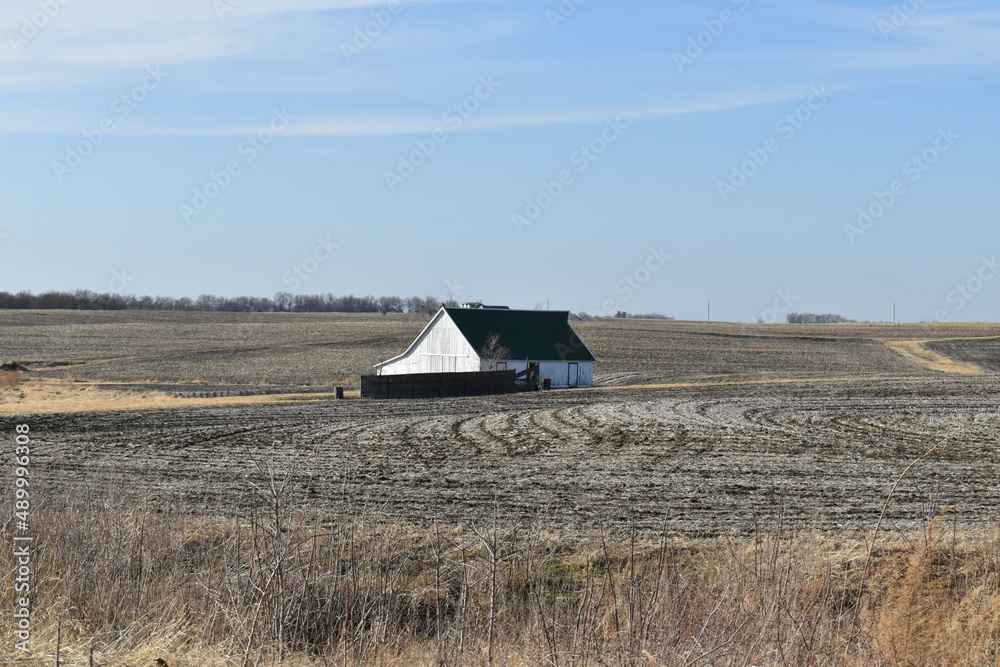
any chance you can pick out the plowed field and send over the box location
[4,312,1000,537]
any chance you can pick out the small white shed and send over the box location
[375,306,597,388]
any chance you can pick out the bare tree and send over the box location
[273,291,294,312]
[479,332,510,371]
[404,296,425,314]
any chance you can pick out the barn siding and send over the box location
[488,360,594,388]
[379,314,479,375]
[538,361,594,388]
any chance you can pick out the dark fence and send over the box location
[361,370,516,400]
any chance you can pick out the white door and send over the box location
[567,362,579,387]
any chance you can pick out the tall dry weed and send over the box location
[859,517,1000,666]
[2,478,1000,666]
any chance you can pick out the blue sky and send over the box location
[1,0,998,322]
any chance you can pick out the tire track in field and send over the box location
[19,378,1000,537]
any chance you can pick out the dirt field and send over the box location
[14,375,1000,537]
[0,310,427,386]
[5,309,1000,386]
[4,312,1000,537]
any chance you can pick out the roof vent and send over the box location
[460,302,509,309]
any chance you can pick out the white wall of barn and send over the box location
[540,360,594,388]
[378,314,480,375]
[489,360,594,388]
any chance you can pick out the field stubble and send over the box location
[6,311,1000,387]
[14,374,1000,538]
[5,313,1000,536]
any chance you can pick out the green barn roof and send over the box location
[444,307,597,362]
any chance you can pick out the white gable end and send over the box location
[377,312,480,375]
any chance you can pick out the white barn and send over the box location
[375,306,597,388]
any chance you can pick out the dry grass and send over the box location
[0,378,176,414]
[2,480,1000,666]
[0,369,23,391]
[884,340,985,375]
[0,378,359,415]
[924,336,1000,373]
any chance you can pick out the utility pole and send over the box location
[707,301,711,323]
[893,302,896,325]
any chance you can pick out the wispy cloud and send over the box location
[3,0,997,137]
[0,0,481,70]
[711,3,1000,72]
[96,86,829,138]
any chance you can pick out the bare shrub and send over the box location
[479,332,510,371]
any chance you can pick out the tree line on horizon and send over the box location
[785,312,856,324]
[0,290,680,319]
[0,290,461,314]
